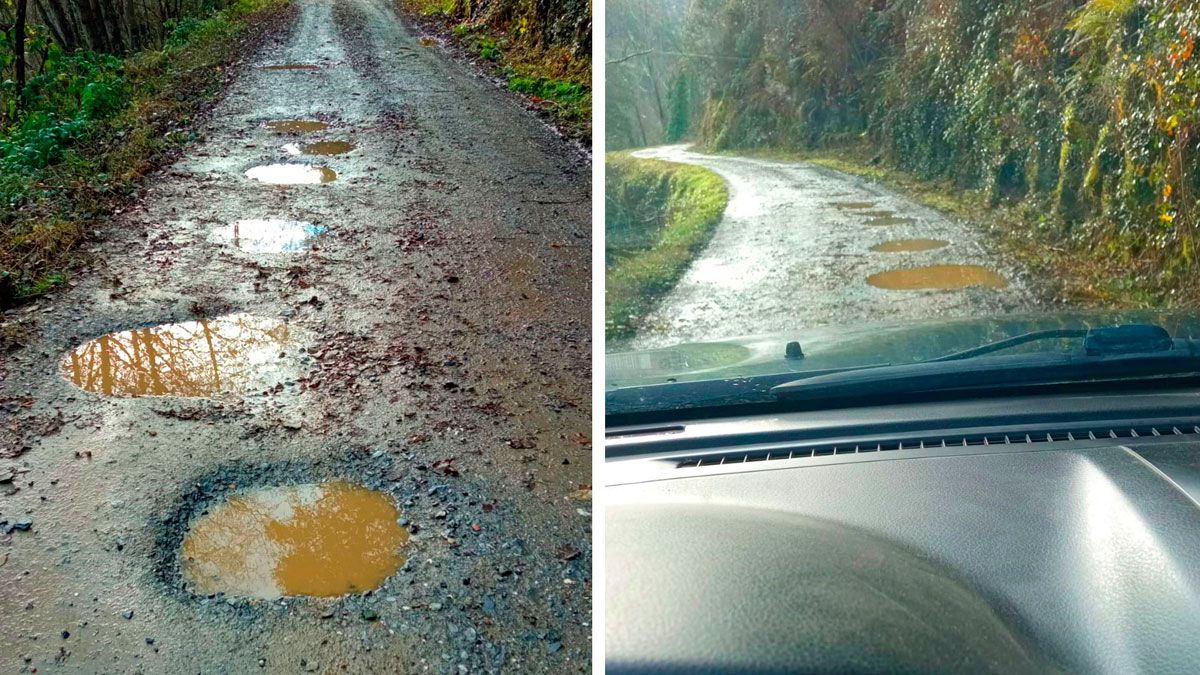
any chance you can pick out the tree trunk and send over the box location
[14,0,27,109]
[33,0,80,52]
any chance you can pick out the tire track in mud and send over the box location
[0,0,590,672]
[628,145,1044,350]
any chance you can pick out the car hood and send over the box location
[607,310,1200,390]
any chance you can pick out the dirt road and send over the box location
[628,145,1039,350]
[0,0,590,672]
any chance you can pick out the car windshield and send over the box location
[605,0,1200,415]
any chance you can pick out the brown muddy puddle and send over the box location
[261,64,321,71]
[419,37,437,47]
[871,239,949,253]
[245,164,336,184]
[868,265,1008,290]
[264,120,330,134]
[211,219,326,253]
[282,140,355,156]
[831,201,877,210]
[180,482,408,600]
[61,315,293,398]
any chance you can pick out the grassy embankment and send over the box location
[399,0,591,139]
[605,152,729,342]
[0,0,294,309]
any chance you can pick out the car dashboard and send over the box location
[605,389,1200,674]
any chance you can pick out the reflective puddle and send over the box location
[870,239,949,253]
[211,219,326,253]
[181,482,408,600]
[831,201,877,210]
[245,164,337,184]
[868,265,1008,290]
[264,120,330,134]
[261,64,321,71]
[866,214,918,226]
[282,141,355,156]
[61,315,293,398]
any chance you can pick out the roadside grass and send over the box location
[720,142,1182,311]
[0,0,293,308]
[400,0,591,139]
[605,152,729,342]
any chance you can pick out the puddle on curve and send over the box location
[261,64,321,71]
[282,141,355,156]
[871,239,949,253]
[61,314,293,398]
[246,164,337,184]
[180,482,409,600]
[264,120,330,134]
[868,265,1008,291]
[211,219,326,253]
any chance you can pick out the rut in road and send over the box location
[629,145,1041,350]
[0,0,590,672]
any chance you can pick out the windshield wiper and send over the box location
[773,325,1200,402]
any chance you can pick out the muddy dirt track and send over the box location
[0,0,591,672]
[628,145,1042,350]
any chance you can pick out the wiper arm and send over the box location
[773,325,1200,403]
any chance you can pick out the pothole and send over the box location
[261,64,321,71]
[61,314,296,397]
[211,219,326,253]
[868,265,1008,290]
[264,120,330,134]
[866,214,919,226]
[180,481,408,600]
[246,164,337,184]
[870,239,950,253]
[831,201,877,210]
[282,141,355,156]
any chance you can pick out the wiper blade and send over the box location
[773,325,1200,403]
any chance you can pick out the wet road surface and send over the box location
[0,0,590,671]
[628,145,1038,350]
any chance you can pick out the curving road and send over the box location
[628,145,1040,350]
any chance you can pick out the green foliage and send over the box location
[666,72,691,142]
[402,0,591,135]
[0,0,291,305]
[606,153,730,341]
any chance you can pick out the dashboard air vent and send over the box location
[675,423,1200,469]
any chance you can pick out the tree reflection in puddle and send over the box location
[61,314,294,397]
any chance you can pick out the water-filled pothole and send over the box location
[61,315,294,397]
[211,219,326,253]
[282,141,355,156]
[868,265,1008,290]
[264,120,330,134]
[261,64,321,71]
[866,215,918,226]
[831,201,877,210]
[245,164,337,184]
[180,482,408,600]
[870,239,950,253]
